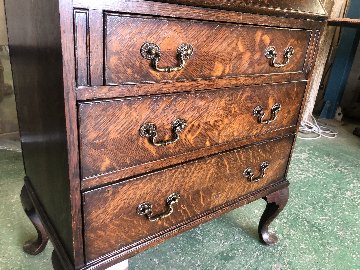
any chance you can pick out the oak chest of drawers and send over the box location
[5,0,327,269]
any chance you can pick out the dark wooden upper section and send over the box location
[151,0,328,20]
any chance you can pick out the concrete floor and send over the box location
[0,123,359,270]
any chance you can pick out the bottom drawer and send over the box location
[83,135,294,261]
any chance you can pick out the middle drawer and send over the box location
[78,81,305,184]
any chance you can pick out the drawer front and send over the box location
[83,135,294,262]
[78,82,305,181]
[104,14,311,86]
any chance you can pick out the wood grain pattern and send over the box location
[152,0,327,19]
[60,0,86,266]
[83,135,294,262]
[104,14,311,85]
[73,0,323,30]
[82,180,289,269]
[89,9,104,86]
[76,72,306,101]
[78,82,306,183]
[327,18,360,27]
[81,128,295,191]
[5,0,327,268]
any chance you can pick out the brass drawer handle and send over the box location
[243,161,269,182]
[140,42,194,73]
[137,192,181,222]
[253,103,281,124]
[140,119,187,147]
[265,46,294,68]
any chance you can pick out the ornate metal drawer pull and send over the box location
[243,161,269,182]
[265,46,294,68]
[140,119,187,147]
[140,42,194,73]
[137,192,181,222]
[253,103,281,124]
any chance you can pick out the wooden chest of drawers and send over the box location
[5,0,327,269]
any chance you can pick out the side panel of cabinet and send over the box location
[5,0,76,264]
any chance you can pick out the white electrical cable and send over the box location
[0,145,22,152]
[298,115,338,140]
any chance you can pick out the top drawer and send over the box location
[74,12,313,88]
[105,15,311,85]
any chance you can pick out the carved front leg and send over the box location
[258,186,289,245]
[20,184,49,255]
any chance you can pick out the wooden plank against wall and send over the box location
[301,0,345,121]
[328,18,360,27]
[320,0,360,118]
[0,0,8,45]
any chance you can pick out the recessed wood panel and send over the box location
[74,9,89,86]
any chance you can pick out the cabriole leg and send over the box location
[20,183,49,255]
[51,250,64,270]
[258,186,289,245]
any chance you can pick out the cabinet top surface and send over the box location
[149,0,328,19]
